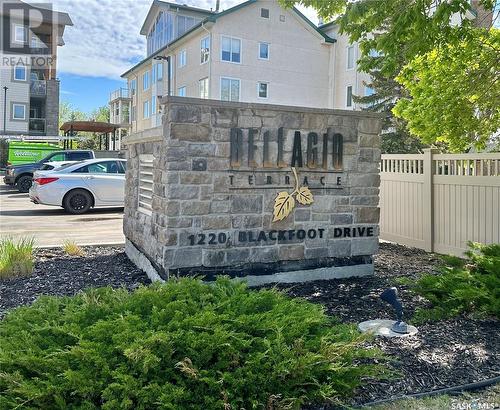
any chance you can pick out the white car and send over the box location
[29,158,127,214]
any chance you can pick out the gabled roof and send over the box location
[140,0,214,35]
[123,0,336,78]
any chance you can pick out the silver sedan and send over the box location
[29,158,127,214]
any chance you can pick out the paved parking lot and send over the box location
[0,183,124,247]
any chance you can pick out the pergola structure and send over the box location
[59,121,120,150]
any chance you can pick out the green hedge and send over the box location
[413,242,500,322]
[0,278,387,409]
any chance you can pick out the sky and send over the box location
[45,0,318,114]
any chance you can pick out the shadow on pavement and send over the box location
[0,208,124,217]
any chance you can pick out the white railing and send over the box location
[380,149,500,256]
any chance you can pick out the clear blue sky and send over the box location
[51,0,317,115]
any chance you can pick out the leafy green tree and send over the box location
[393,29,500,152]
[280,0,497,151]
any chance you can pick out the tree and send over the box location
[352,53,426,153]
[280,0,498,151]
[393,28,500,152]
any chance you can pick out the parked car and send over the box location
[29,158,126,214]
[4,150,95,193]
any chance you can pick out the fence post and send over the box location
[422,149,437,252]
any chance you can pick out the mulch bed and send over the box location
[0,243,498,407]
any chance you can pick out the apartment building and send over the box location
[115,0,488,135]
[0,0,72,136]
[109,88,131,150]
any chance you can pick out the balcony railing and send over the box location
[110,88,130,101]
[29,118,46,133]
[30,79,46,96]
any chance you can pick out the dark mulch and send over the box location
[269,243,500,407]
[0,242,498,407]
[0,246,150,318]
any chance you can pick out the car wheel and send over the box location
[16,175,33,193]
[63,189,93,214]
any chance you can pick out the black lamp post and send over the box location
[2,86,8,135]
[153,55,171,97]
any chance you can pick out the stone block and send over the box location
[202,215,231,229]
[170,123,210,141]
[180,173,213,185]
[203,249,226,267]
[327,240,351,257]
[358,117,382,135]
[279,245,305,260]
[231,195,263,213]
[187,143,216,156]
[210,200,231,213]
[351,238,379,256]
[331,213,353,225]
[232,215,263,229]
[168,186,199,200]
[181,201,211,215]
[226,248,250,264]
[294,209,311,222]
[305,247,329,259]
[355,207,380,223]
[172,248,202,268]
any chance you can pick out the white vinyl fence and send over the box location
[380,149,500,256]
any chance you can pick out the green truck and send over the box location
[6,141,61,166]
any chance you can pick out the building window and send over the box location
[199,77,209,99]
[14,65,26,81]
[153,62,163,81]
[130,79,137,95]
[258,82,268,99]
[346,86,353,107]
[131,106,136,122]
[143,100,150,119]
[143,71,150,90]
[151,96,157,114]
[347,45,355,70]
[261,8,269,18]
[14,24,26,43]
[12,104,26,120]
[200,36,210,64]
[178,49,187,67]
[177,15,196,37]
[221,36,241,63]
[221,77,240,102]
[258,42,269,60]
[178,86,186,97]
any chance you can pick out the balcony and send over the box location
[29,118,46,134]
[110,88,131,101]
[30,79,46,96]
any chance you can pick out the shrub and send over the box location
[0,278,388,409]
[0,236,35,279]
[412,242,500,322]
[62,240,84,256]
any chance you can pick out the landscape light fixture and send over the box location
[153,55,171,97]
[380,287,409,334]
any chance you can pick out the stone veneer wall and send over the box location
[123,97,381,283]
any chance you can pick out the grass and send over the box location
[62,240,84,256]
[0,237,35,279]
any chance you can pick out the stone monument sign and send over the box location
[123,97,381,285]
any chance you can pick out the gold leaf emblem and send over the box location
[273,191,296,222]
[296,186,314,205]
[271,167,315,222]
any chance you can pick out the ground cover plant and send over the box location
[62,240,84,256]
[0,278,388,409]
[412,242,500,323]
[0,236,35,279]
